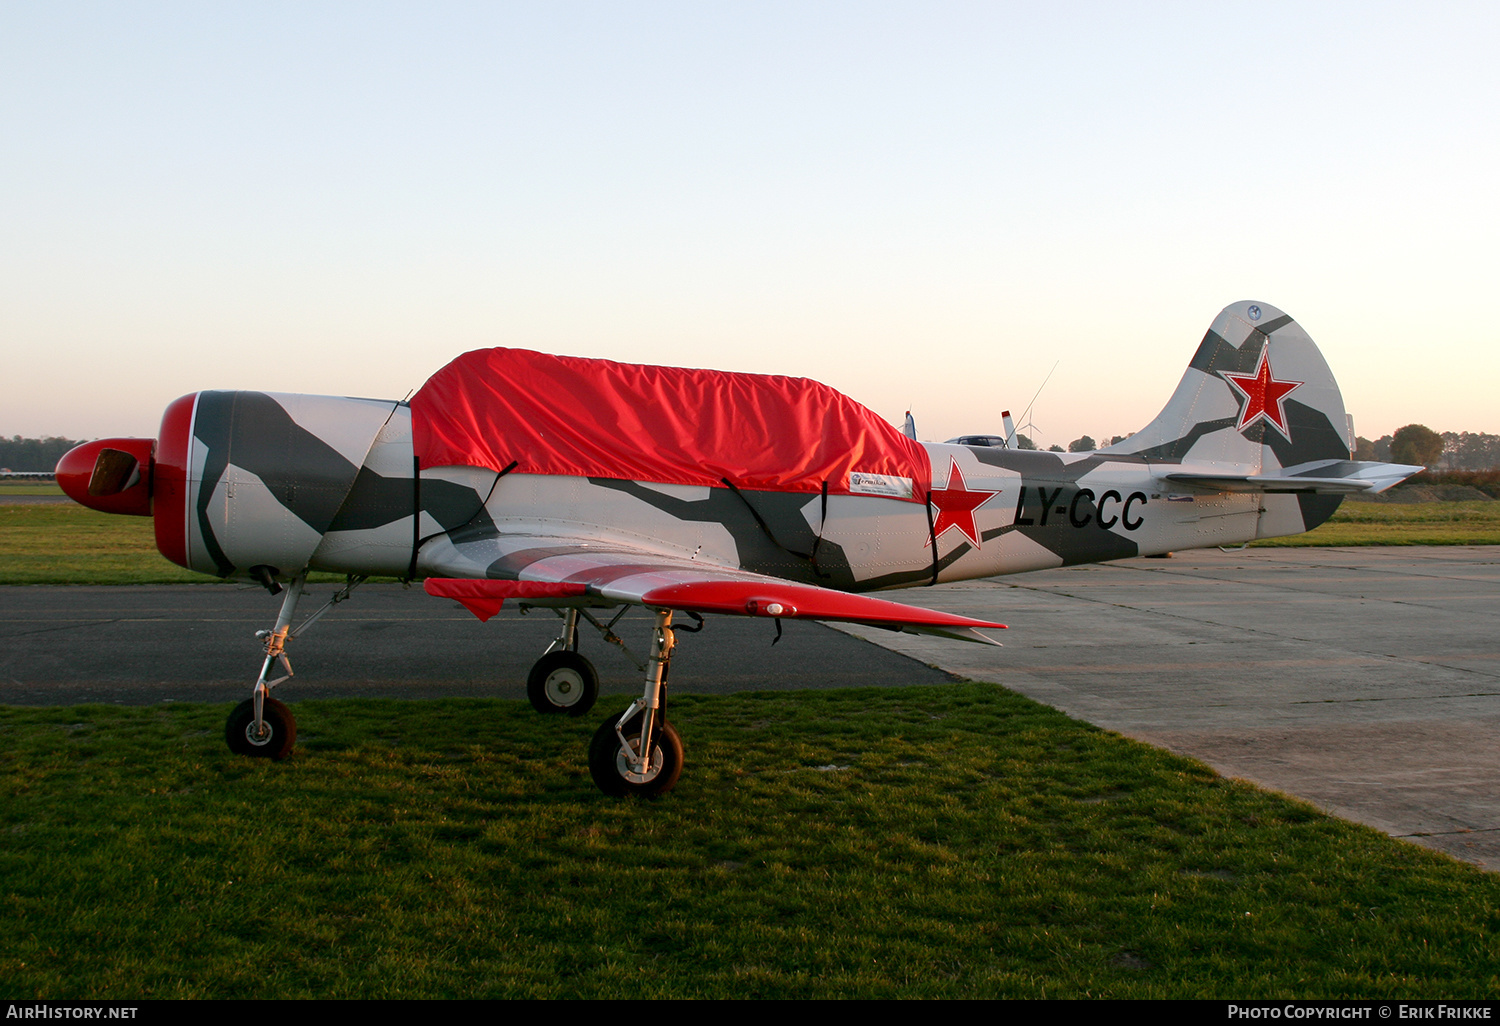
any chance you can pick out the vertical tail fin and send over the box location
[1099,301,1353,471]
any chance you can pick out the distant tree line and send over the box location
[1439,431,1500,470]
[0,436,81,473]
[1406,469,1500,497]
[1047,425,1500,470]
[1048,425,1500,469]
[1061,434,1128,454]
[1355,427,1500,471]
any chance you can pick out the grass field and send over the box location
[0,503,356,585]
[1252,499,1500,547]
[2,498,1495,586]
[0,502,206,585]
[3,685,1498,999]
[0,481,65,497]
[5,490,1498,997]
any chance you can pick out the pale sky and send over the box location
[4,2,1497,449]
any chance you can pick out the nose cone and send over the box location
[55,437,155,516]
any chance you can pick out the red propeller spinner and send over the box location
[53,393,198,569]
[54,437,155,516]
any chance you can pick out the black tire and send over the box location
[589,712,683,797]
[225,697,297,760]
[527,651,599,716]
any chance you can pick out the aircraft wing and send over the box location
[1162,459,1424,495]
[421,535,1005,645]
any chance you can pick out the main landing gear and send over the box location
[588,607,684,797]
[525,608,600,716]
[224,578,688,797]
[224,573,364,761]
[527,651,598,715]
[522,605,647,716]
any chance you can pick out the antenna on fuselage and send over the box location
[1013,360,1058,449]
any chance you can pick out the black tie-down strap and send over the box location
[720,477,831,579]
[406,459,519,581]
[923,487,939,586]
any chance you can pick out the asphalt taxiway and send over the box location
[836,545,1500,872]
[2,545,1496,871]
[0,582,955,705]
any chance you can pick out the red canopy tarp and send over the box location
[410,348,929,501]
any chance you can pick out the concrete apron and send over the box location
[834,545,1500,872]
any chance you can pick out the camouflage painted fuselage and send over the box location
[73,301,1412,601]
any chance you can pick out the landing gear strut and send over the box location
[589,607,683,797]
[223,573,364,760]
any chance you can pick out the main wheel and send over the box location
[225,697,297,759]
[589,713,684,797]
[527,651,599,716]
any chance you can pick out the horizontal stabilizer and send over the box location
[1163,460,1424,495]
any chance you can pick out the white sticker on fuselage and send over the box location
[848,471,915,499]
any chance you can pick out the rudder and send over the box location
[1099,301,1353,473]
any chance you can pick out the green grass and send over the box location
[0,504,369,585]
[1253,499,1500,547]
[3,685,1498,999]
[0,503,206,584]
[0,481,64,497]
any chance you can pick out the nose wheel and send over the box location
[225,697,297,760]
[222,573,363,762]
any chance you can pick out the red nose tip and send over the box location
[55,438,156,516]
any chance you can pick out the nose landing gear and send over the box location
[226,696,297,759]
[223,573,365,761]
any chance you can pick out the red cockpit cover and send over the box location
[410,348,930,502]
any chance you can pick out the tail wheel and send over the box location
[589,713,683,798]
[527,651,600,716]
[225,697,297,760]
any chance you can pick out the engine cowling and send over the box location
[57,390,401,580]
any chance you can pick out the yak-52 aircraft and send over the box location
[57,301,1421,796]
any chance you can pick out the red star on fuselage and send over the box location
[1222,348,1303,440]
[929,458,1000,548]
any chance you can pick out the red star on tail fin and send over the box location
[1222,349,1303,440]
